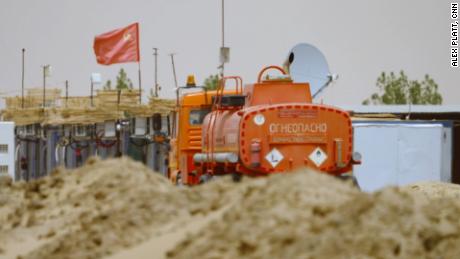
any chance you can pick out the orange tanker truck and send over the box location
[169,65,361,185]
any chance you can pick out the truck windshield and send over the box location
[189,109,211,125]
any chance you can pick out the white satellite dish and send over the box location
[284,43,336,98]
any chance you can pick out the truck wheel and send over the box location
[176,173,184,187]
[199,174,212,184]
[199,174,205,184]
[232,173,242,182]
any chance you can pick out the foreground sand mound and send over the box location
[0,157,235,259]
[168,172,460,259]
[2,158,460,259]
[402,181,460,199]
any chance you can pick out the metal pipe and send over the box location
[170,53,178,88]
[170,53,179,106]
[34,140,40,179]
[221,0,225,77]
[65,80,69,107]
[153,47,159,97]
[21,48,25,109]
[115,120,122,157]
[90,77,94,106]
[138,61,142,104]
[41,144,47,176]
[42,64,51,108]
[43,66,46,108]
[193,152,238,163]
[15,142,21,181]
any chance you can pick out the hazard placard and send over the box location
[265,148,284,168]
[309,147,327,167]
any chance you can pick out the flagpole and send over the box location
[221,0,225,78]
[90,76,94,107]
[138,61,142,104]
[21,48,25,109]
[136,22,142,105]
[42,65,46,108]
[65,80,69,108]
[153,47,159,97]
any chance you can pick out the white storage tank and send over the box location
[0,122,15,179]
[353,121,452,192]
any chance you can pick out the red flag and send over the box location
[93,23,140,65]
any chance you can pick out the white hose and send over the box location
[15,143,21,181]
[15,143,21,165]
[55,144,66,166]
[55,145,60,164]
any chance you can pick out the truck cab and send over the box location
[169,88,236,185]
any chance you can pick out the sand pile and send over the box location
[2,158,460,259]
[402,181,460,200]
[0,158,235,259]
[169,172,460,259]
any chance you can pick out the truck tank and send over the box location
[197,66,359,177]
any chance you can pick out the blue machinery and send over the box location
[14,114,170,181]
